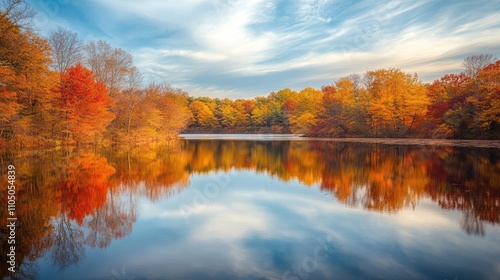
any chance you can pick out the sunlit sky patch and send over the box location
[28,0,500,99]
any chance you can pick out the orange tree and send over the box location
[57,64,114,144]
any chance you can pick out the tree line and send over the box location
[186,57,500,139]
[1,0,190,147]
[1,0,499,148]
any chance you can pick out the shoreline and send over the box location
[3,135,500,151]
[179,134,500,148]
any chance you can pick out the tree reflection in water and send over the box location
[0,140,498,278]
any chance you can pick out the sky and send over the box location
[27,0,500,99]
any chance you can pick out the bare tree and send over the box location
[0,0,35,34]
[125,66,143,91]
[83,40,112,83]
[83,40,134,96]
[48,26,82,75]
[462,54,497,77]
[121,67,144,136]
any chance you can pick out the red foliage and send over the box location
[58,64,114,142]
[321,84,337,95]
[282,98,298,114]
[427,73,471,102]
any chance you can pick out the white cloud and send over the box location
[37,0,500,97]
[192,1,278,65]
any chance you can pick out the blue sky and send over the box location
[28,0,500,99]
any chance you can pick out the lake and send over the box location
[1,135,499,280]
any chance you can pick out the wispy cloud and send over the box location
[29,0,500,98]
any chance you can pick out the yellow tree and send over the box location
[289,87,324,134]
[218,99,238,128]
[234,99,254,128]
[143,83,191,139]
[0,88,21,142]
[132,87,163,141]
[112,88,143,141]
[318,77,361,136]
[159,92,191,138]
[268,88,298,130]
[475,60,500,134]
[189,100,219,129]
[251,106,268,126]
[366,69,429,136]
[0,9,59,146]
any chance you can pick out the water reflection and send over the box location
[0,140,499,279]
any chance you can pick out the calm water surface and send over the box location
[1,135,499,280]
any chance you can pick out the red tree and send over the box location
[58,64,114,143]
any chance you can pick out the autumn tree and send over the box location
[84,40,134,97]
[425,73,471,137]
[251,106,269,127]
[190,100,219,129]
[48,26,82,75]
[269,88,298,131]
[0,87,21,141]
[0,0,34,34]
[0,3,58,146]
[134,83,191,140]
[475,60,500,136]
[251,96,272,128]
[310,84,338,136]
[107,66,144,141]
[157,86,191,138]
[57,64,114,144]
[314,75,370,137]
[427,73,471,104]
[108,80,191,143]
[289,87,324,134]
[365,68,429,136]
[113,90,144,141]
[234,99,255,128]
[218,98,239,128]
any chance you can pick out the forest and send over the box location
[1,0,500,148]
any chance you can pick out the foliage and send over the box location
[0,8,58,147]
[1,0,499,145]
[365,68,429,136]
[57,64,114,144]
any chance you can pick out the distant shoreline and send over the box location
[178,134,500,148]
